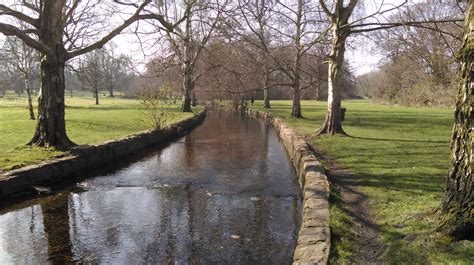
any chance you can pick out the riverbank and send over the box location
[249,100,473,264]
[0,96,198,172]
[0,97,205,198]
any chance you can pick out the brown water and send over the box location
[0,110,301,264]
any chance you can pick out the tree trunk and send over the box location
[263,67,271,108]
[318,26,347,135]
[440,3,473,239]
[24,74,35,120]
[182,70,193,112]
[108,88,114,97]
[292,85,302,118]
[28,54,75,149]
[94,87,99,105]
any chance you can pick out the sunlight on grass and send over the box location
[251,99,474,264]
[0,94,198,171]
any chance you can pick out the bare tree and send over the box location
[1,35,37,119]
[231,0,278,108]
[76,49,106,105]
[317,0,463,135]
[143,0,227,112]
[0,0,176,149]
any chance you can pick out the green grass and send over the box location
[250,100,474,264]
[0,92,198,171]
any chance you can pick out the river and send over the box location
[0,110,301,264]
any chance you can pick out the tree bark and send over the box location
[440,2,473,239]
[182,63,193,112]
[108,87,114,97]
[29,53,75,149]
[181,7,193,113]
[292,84,302,118]
[24,73,35,120]
[318,25,348,135]
[263,67,271,108]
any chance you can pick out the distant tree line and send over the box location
[356,2,463,107]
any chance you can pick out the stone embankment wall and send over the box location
[245,109,330,265]
[0,110,206,198]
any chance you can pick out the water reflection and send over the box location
[0,110,301,264]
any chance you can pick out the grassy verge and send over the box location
[0,93,198,171]
[250,100,473,264]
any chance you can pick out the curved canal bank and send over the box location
[0,110,302,264]
[0,110,206,198]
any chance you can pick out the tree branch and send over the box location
[0,4,38,27]
[67,0,152,59]
[0,22,53,57]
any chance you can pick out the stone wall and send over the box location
[244,109,330,265]
[0,110,206,198]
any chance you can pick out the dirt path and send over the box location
[307,142,385,263]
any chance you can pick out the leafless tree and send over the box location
[317,0,463,135]
[0,0,178,149]
[141,0,228,112]
[1,35,38,119]
[270,0,328,117]
[76,49,106,105]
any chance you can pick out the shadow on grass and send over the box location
[348,135,449,144]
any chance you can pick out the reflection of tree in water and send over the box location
[40,192,73,264]
[184,134,197,169]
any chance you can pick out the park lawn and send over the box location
[0,93,197,172]
[250,100,474,264]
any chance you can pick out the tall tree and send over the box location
[0,0,174,149]
[234,0,277,108]
[148,0,226,112]
[440,1,473,239]
[317,0,358,134]
[77,49,106,105]
[317,0,463,135]
[0,35,37,119]
[272,0,327,117]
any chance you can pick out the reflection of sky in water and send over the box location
[0,111,300,264]
[0,205,48,264]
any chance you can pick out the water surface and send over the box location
[0,110,301,264]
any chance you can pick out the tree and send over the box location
[101,43,132,98]
[2,36,37,119]
[147,0,226,112]
[0,0,175,149]
[317,0,463,135]
[317,0,358,134]
[77,49,106,105]
[270,0,327,117]
[233,0,277,108]
[440,1,473,239]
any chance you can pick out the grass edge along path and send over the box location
[0,96,200,172]
[249,99,473,264]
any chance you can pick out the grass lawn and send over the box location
[0,91,198,172]
[250,99,474,264]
